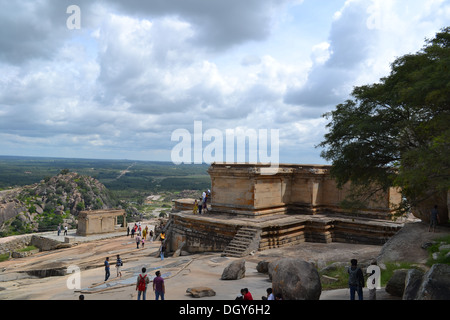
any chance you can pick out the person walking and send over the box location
[348,259,364,300]
[144,226,148,240]
[64,225,68,236]
[153,270,165,300]
[202,191,206,204]
[136,267,150,300]
[116,255,123,278]
[57,224,61,236]
[429,205,440,232]
[136,234,141,249]
[104,257,110,282]
[160,243,165,260]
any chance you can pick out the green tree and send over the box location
[60,169,70,175]
[76,202,85,211]
[318,27,450,219]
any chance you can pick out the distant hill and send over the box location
[0,156,211,195]
[0,170,118,236]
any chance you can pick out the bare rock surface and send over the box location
[377,221,449,264]
[0,220,448,300]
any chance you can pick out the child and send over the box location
[193,200,198,214]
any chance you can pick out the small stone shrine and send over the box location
[76,209,126,236]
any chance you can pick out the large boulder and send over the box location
[221,259,245,280]
[271,258,321,300]
[256,260,269,274]
[416,264,450,300]
[402,269,425,300]
[385,269,408,297]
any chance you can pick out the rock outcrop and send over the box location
[0,171,118,236]
[385,264,450,300]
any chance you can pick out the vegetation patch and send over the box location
[426,235,450,266]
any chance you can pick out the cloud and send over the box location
[284,0,377,110]
[104,0,290,51]
[0,0,448,163]
[284,0,450,113]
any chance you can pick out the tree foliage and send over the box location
[318,27,450,213]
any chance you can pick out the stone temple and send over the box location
[168,163,404,257]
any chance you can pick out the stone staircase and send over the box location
[222,226,261,258]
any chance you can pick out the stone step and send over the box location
[225,245,249,251]
[230,238,252,245]
[233,234,254,239]
[223,248,246,254]
[222,226,260,258]
[222,252,243,258]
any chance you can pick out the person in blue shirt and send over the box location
[104,257,110,281]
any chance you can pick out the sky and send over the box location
[0,0,449,165]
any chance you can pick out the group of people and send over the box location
[193,189,211,215]
[127,222,155,249]
[136,268,165,300]
[98,205,444,301]
[128,223,154,239]
[103,238,166,300]
[235,288,282,300]
[103,254,123,282]
[100,256,371,301]
[57,224,68,236]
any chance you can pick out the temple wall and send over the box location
[168,213,239,253]
[167,211,403,254]
[211,176,254,211]
[208,164,401,219]
[254,178,284,208]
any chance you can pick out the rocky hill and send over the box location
[0,171,119,236]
